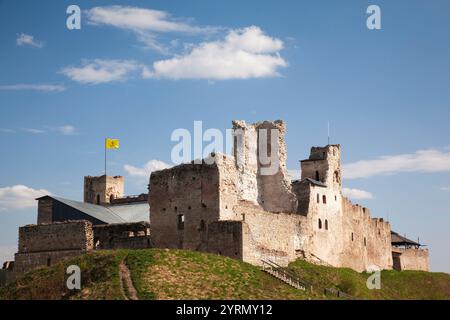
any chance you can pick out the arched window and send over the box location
[318,219,322,229]
[364,237,367,246]
[317,194,320,203]
[325,220,328,230]
[96,194,100,205]
[351,232,354,241]
[315,171,320,181]
[323,195,327,204]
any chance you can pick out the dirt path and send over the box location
[119,260,139,300]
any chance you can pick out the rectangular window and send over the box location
[177,214,185,230]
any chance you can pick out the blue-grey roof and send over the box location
[51,196,149,224]
[106,203,149,223]
[303,178,328,188]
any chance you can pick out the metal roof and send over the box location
[44,196,149,224]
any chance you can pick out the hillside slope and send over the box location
[1,249,449,300]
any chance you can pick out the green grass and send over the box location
[1,249,449,300]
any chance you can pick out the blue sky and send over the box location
[1,0,450,272]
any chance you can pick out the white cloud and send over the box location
[16,33,44,48]
[342,188,374,200]
[55,125,76,135]
[86,6,214,34]
[441,187,450,192]
[0,128,15,133]
[0,185,50,211]
[86,6,216,52]
[60,59,142,84]
[343,148,450,179]
[124,160,172,178]
[144,26,287,80]
[0,84,66,92]
[22,128,45,134]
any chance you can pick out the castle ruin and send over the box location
[149,120,429,272]
[0,119,429,287]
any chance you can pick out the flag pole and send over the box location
[327,121,330,145]
[104,138,107,176]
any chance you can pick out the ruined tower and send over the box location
[84,175,124,205]
[300,145,342,191]
[232,120,297,213]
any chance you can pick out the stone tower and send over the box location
[84,175,124,205]
[300,145,342,191]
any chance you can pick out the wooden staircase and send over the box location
[261,259,356,299]
[261,259,312,291]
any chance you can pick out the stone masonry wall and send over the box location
[232,120,297,213]
[84,175,124,205]
[339,198,393,271]
[37,197,53,224]
[93,222,152,250]
[18,220,93,253]
[149,161,220,251]
[393,247,429,271]
[15,220,94,274]
[234,201,305,266]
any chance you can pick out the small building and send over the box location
[391,232,429,271]
[9,176,152,276]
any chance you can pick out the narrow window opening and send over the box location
[96,194,100,205]
[315,171,320,181]
[351,233,354,241]
[323,195,327,204]
[364,237,367,246]
[318,219,322,229]
[177,214,185,230]
[325,220,328,230]
[317,194,320,203]
[47,257,51,267]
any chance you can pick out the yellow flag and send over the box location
[105,138,120,149]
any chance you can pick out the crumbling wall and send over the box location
[149,161,220,251]
[14,220,93,274]
[234,201,305,266]
[232,120,297,213]
[93,222,152,250]
[392,248,429,271]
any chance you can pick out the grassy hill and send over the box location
[1,249,449,300]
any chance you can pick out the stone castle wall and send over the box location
[392,247,429,271]
[339,197,393,271]
[15,220,94,274]
[149,161,220,251]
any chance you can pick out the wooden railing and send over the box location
[261,259,312,291]
[261,259,357,300]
